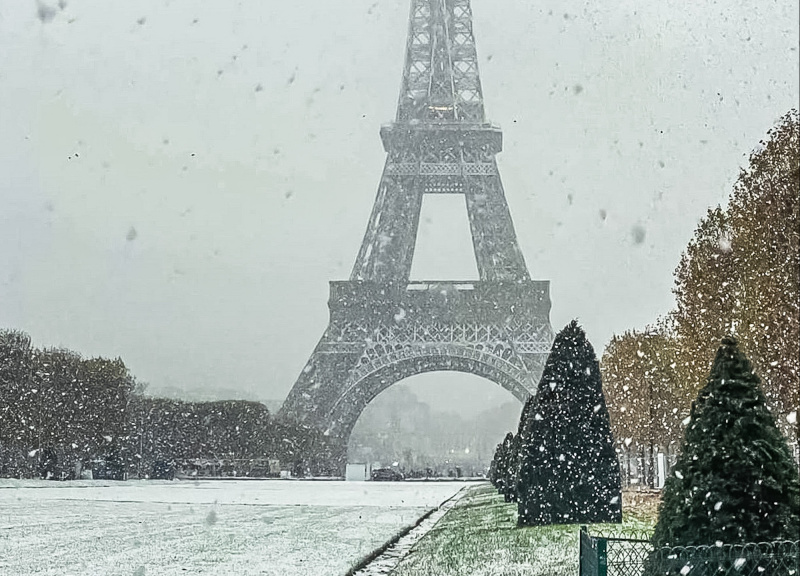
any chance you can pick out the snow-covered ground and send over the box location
[0,479,465,576]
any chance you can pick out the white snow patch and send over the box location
[0,479,464,576]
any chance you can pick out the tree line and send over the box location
[489,110,799,531]
[601,110,799,480]
[0,329,338,479]
[497,335,800,576]
[488,326,799,557]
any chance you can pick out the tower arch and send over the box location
[324,344,533,441]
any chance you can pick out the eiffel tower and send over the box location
[280,0,554,462]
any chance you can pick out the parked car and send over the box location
[370,468,404,481]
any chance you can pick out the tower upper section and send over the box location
[347,0,531,284]
[396,0,486,124]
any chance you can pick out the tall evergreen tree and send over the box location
[651,337,800,547]
[517,320,622,526]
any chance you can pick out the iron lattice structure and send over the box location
[279,0,554,457]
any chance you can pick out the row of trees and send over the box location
[0,329,338,479]
[488,110,798,536]
[490,321,622,526]
[0,331,133,478]
[127,396,340,478]
[601,110,799,480]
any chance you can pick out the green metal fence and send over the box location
[647,540,800,576]
[579,525,602,575]
[579,526,800,576]
[579,526,652,576]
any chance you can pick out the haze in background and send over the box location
[0,0,797,415]
[349,377,522,474]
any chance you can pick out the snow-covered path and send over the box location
[351,487,466,576]
[0,479,464,576]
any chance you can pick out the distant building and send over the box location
[345,462,371,481]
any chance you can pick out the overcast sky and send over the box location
[1,0,797,415]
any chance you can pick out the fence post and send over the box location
[578,526,586,575]
[579,525,597,576]
[597,538,607,576]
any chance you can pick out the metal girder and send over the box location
[397,0,485,122]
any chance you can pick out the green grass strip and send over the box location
[391,483,656,576]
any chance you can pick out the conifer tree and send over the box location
[510,395,537,500]
[489,437,507,490]
[492,432,513,495]
[517,320,622,525]
[501,433,520,502]
[651,337,800,547]
[488,448,499,488]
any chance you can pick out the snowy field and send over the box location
[0,479,465,576]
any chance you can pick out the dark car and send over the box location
[370,468,404,481]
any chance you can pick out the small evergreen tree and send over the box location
[489,437,509,490]
[488,448,499,487]
[651,337,800,547]
[501,433,521,502]
[510,395,537,500]
[517,320,622,525]
[490,438,501,490]
[492,432,514,495]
